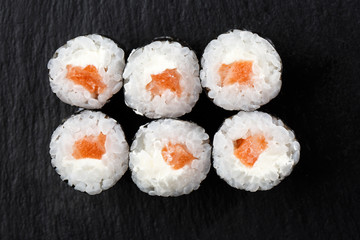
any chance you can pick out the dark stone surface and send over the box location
[1,0,360,239]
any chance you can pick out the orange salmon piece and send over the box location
[146,68,182,97]
[234,135,267,167]
[218,60,253,86]
[161,142,196,170]
[66,64,106,95]
[72,133,107,160]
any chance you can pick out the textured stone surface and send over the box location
[1,0,360,239]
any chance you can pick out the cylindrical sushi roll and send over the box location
[129,119,211,196]
[49,111,129,195]
[123,40,202,118]
[200,30,282,111]
[48,34,125,109]
[213,111,300,191]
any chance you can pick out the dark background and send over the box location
[1,0,359,239]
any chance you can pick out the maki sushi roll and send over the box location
[48,34,125,109]
[213,111,300,191]
[123,40,202,118]
[200,30,282,111]
[129,119,211,196]
[49,111,129,195]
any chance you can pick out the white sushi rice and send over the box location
[48,34,125,109]
[201,30,282,111]
[129,119,211,196]
[213,111,300,191]
[123,41,202,118]
[49,111,129,195]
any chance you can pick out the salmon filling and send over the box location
[218,60,253,86]
[234,135,267,167]
[161,142,196,169]
[72,133,107,159]
[66,64,106,95]
[146,68,182,97]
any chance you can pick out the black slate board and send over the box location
[1,0,360,239]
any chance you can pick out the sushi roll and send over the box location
[129,119,211,196]
[213,111,300,191]
[123,40,202,118]
[200,30,282,111]
[48,34,125,109]
[49,111,129,195]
